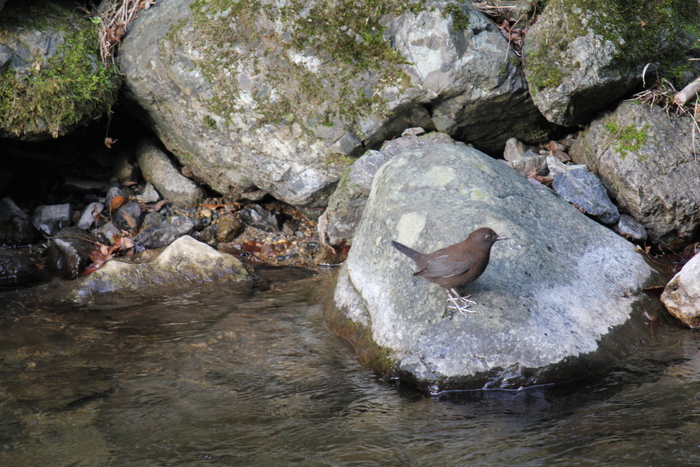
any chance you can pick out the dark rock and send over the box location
[215,216,245,243]
[239,205,281,233]
[0,247,41,285]
[332,143,659,391]
[615,214,647,243]
[32,204,71,236]
[0,197,37,245]
[552,168,620,224]
[45,227,100,279]
[133,215,195,249]
[113,201,143,233]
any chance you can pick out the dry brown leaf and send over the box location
[110,195,126,213]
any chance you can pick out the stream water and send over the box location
[1,267,700,466]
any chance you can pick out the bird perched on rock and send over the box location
[391,227,508,315]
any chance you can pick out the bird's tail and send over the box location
[391,241,420,261]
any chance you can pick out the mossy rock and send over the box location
[0,0,120,140]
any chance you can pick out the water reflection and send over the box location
[1,268,700,466]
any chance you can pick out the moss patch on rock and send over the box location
[526,0,700,93]
[174,0,431,135]
[0,0,120,138]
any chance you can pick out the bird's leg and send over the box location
[446,288,477,315]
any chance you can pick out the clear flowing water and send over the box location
[1,268,700,466]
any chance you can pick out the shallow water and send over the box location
[1,268,700,466]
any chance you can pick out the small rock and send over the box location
[32,203,71,236]
[546,156,587,176]
[615,214,647,243]
[503,137,528,162]
[135,182,160,204]
[96,222,121,244]
[113,201,143,233]
[45,227,100,279]
[136,138,204,207]
[76,202,104,230]
[549,149,571,163]
[133,215,195,249]
[401,127,426,137]
[62,177,109,194]
[239,204,281,232]
[215,216,245,243]
[507,150,548,177]
[552,168,620,224]
[105,186,124,211]
[661,253,700,327]
[0,197,37,245]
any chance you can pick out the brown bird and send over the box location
[392,227,508,315]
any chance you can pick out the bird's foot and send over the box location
[446,289,477,316]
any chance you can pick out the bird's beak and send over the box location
[496,235,509,242]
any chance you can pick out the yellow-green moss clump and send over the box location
[0,0,120,138]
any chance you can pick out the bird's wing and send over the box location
[415,254,474,278]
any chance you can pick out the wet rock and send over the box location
[570,101,700,247]
[136,138,204,207]
[322,131,462,246]
[32,203,71,236]
[215,216,245,243]
[67,235,250,300]
[0,197,37,245]
[76,202,104,230]
[615,214,647,243]
[332,143,659,391]
[45,227,100,279]
[0,247,41,285]
[113,201,143,233]
[552,168,620,224]
[661,253,700,328]
[133,214,195,249]
[239,205,281,233]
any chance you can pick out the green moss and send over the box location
[203,114,217,129]
[604,119,650,154]
[176,0,440,137]
[0,0,119,137]
[526,0,700,92]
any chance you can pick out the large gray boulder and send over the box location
[569,101,700,248]
[119,0,551,210]
[330,143,662,391]
[524,0,700,126]
[322,129,463,246]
